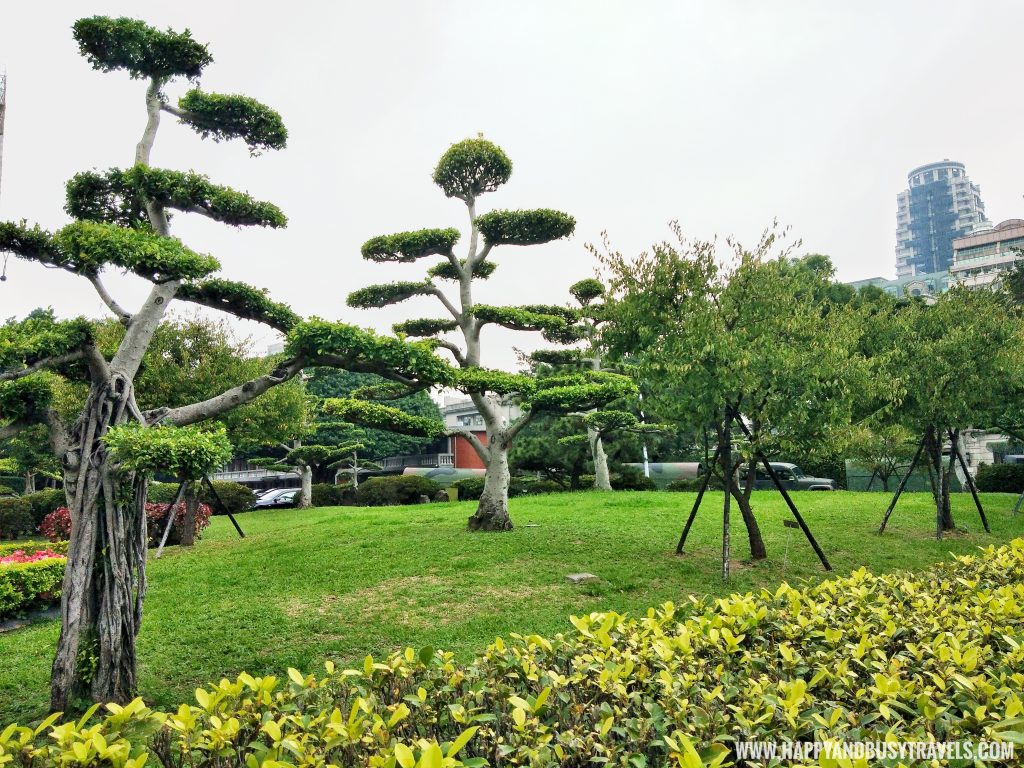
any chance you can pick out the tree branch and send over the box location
[505,410,536,442]
[447,426,488,462]
[84,343,111,382]
[159,102,192,120]
[470,242,493,268]
[150,355,307,427]
[435,340,466,366]
[0,350,86,383]
[428,286,462,322]
[88,274,132,324]
[309,353,422,390]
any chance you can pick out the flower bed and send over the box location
[1,539,1023,766]
[0,550,66,620]
[40,502,211,547]
[0,540,68,559]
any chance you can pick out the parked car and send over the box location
[252,488,299,509]
[738,462,837,491]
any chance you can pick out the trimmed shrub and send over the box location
[0,497,33,540]
[39,503,211,547]
[611,467,657,490]
[0,476,24,495]
[38,507,72,543]
[976,462,1024,493]
[527,479,564,494]
[452,477,485,501]
[666,474,724,492]
[0,540,68,559]
[1,541,1022,764]
[0,554,65,619]
[150,480,255,513]
[355,475,442,506]
[202,480,256,514]
[24,489,66,527]
[0,485,17,497]
[144,502,211,546]
[311,483,352,507]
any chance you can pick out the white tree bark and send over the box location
[589,427,612,490]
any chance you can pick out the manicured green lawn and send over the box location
[1,490,1021,723]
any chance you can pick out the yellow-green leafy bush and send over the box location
[2,541,1023,766]
[0,555,66,619]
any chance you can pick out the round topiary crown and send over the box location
[432,138,512,200]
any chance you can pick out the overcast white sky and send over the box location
[2,1,1022,369]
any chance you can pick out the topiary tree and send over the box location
[529,277,662,491]
[0,17,451,710]
[348,137,633,530]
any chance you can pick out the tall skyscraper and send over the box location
[895,160,986,278]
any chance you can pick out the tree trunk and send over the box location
[719,417,732,581]
[51,375,148,712]
[925,425,956,536]
[468,437,512,531]
[941,429,957,531]
[297,464,312,508]
[24,471,36,494]
[732,456,766,560]
[178,482,198,548]
[590,428,612,491]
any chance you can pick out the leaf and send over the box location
[418,743,443,768]
[446,726,479,758]
[394,743,415,768]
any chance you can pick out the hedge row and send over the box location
[148,481,255,515]
[976,463,1024,493]
[2,540,1022,766]
[0,497,33,540]
[0,555,66,619]
[0,540,68,559]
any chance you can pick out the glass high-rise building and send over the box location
[895,160,986,278]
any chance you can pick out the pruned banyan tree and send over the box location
[348,139,634,530]
[0,17,451,710]
[531,278,663,491]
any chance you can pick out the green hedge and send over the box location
[311,483,355,507]
[0,556,65,619]
[149,480,255,514]
[0,540,68,559]
[452,477,560,500]
[1,540,1022,765]
[666,474,724,491]
[976,463,1024,493]
[355,475,442,506]
[0,497,33,540]
[23,489,66,527]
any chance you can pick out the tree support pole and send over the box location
[676,444,722,554]
[732,419,831,571]
[948,429,989,533]
[878,436,927,534]
[154,480,187,559]
[755,451,832,572]
[202,475,246,538]
[865,468,878,492]
[1013,488,1024,516]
